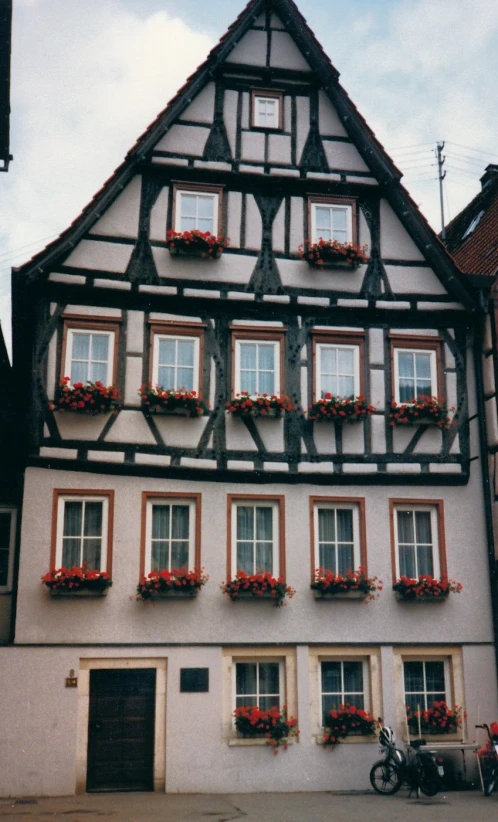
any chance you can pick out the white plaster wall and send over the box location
[227,192,242,248]
[386,265,447,295]
[380,200,425,260]
[318,91,348,137]
[152,248,256,284]
[272,200,285,253]
[290,197,304,251]
[89,176,141,239]
[270,31,311,71]
[245,196,263,251]
[295,96,310,163]
[223,90,238,159]
[268,133,291,165]
[154,124,210,156]
[180,82,215,123]
[149,187,169,242]
[323,142,369,172]
[63,240,133,274]
[278,258,365,292]
[228,30,267,65]
[241,131,265,163]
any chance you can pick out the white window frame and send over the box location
[393,347,438,404]
[231,500,280,576]
[403,657,451,713]
[315,342,360,399]
[64,328,115,387]
[55,495,109,571]
[310,202,353,245]
[0,507,16,593]
[253,94,280,129]
[151,332,200,392]
[319,658,370,729]
[393,504,440,580]
[313,501,361,574]
[233,658,285,714]
[174,189,219,235]
[234,338,281,396]
[144,497,196,574]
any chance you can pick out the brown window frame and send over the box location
[50,489,115,576]
[171,181,224,236]
[309,496,367,583]
[307,196,358,246]
[60,316,121,387]
[389,335,444,403]
[311,329,366,402]
[226,494,286,580]
[389,498,447,585]
[140,491,202,577]
[230,326,286,397]
[149,321,206,397]
[251,89,284,130]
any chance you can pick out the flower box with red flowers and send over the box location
[322,703,378,747]
[388,396,453,429]
[308,395,374,424]
[166,230,229,259]
[226,392,295,419]
[136,568,208,601]
[406,701,463,736]
[140,385,209,417]
[42,566,112,597]
[298,239,368,270]
[477,721,498,761]
[311,567,382,601]
[393,575,462,602]
[221,571,296,608]
[50,378,120,415]
[233,705,299,752]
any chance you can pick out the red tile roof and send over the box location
[445,171,498,276]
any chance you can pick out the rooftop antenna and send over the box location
[436,141,446,241]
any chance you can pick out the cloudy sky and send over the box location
[2,0,497,350]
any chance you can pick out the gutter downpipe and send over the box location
[474,296,498,682]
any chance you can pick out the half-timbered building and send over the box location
[2,0,497,796]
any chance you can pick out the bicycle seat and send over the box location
[410,738,427,749]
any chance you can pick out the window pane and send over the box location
[337,375,355,398]
[83,538,101,570]
[72,334,90,361]
[62,538,81,568]
[152,506,170,540]
[177,340,195,367]
[171,506,189,540]
[258,344,275,372]
[0,513,11,551]
[425,661,445,694]
[240,344,257,370]
[197,196,214,219]
[198,217,213,233]
[256,508,272,541]
[63,502,82,538]
[336,509,353,543]
[91,334,109,363]
[171,541,189,569]
[237,507,254,541]
[417,545,434,576]
[415,511,432,545]
[315,207,331,231]
[397,510,414,545]
[0,551,8,586]
[404,661,424,692]
[258,371,274,394]
[415,353,432,379]
[71,361,88,384]
[337,348,354,374]
[399,545,416,578]
[84,502,103,538]
[255,541,272,573]
[236,543,253,574]
[151,541,168,570]
[320,347,336,375]
[318,509,335,543]
[181,194,197,218]
[337,544,354,575]
[343,661,363,693]
[398,352,414,378]
[177,368,194,390]
[157,366,175,388]
[89,362,107,383]
[236,663,257,697]
[259,662,279,695]
[332,208,348,231]
[181,216,196,232]
[159,339,176,366]
[322,661,341,693]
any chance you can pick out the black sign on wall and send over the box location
[180,668,209,693]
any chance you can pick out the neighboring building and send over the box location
[2,0,497,797]
[0,0,13,172]
[0,323,19,644]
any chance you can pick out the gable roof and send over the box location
[445,165,498,278]
[14,0,475,310]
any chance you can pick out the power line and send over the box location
[446,141,495,158]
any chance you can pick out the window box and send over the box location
[311,567,382,602]
[299,240,368,270]
[166,229,229,259]
[388,397,453,429]
[393,576,462,601]
[136,569,208,601]
[140,385,209,417]
[50,379,120,415]
[221,572,295,608]
[322,703,378,748]
[308,395,374,423]
[233,705,298,752]
[226,392,295,419]
[42,567,112,596]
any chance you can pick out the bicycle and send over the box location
[476,723,498,796]
[370,726,441,797]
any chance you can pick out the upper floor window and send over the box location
[173,184,222,235]
[309,197,356,245]
[251,90,283,130]
[391,500,446,581]
[63,321,118,386]
[52,491,114,573]
[312,500,363,576]
[142,493,200,575]
[231,328,284,396]
[390,336,441,403]
[228,495,284,578]
[150,324,204,393]
[0,508,16,592]
[312,332,364,401]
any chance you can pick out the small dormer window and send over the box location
[251,90,283,130]
[461,209,485,241]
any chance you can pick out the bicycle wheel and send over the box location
[482,761,498,796]
[369,759,403,795]
[416,756,440,797]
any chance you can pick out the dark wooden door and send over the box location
[87,668,156,792]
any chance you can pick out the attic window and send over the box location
[172,183,223,235]
[462,210,485,240]
[251,90,283,130]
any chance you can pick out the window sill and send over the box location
[228,737,296,747]
[168,246,223,260]
[394,592,449,603]
[315,734,377,745]
[49,588,109,598]
[144,406,207,417]
[312,589,368,600]
[228,591,276,602]
[141,588,199,600]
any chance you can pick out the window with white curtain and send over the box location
[152,333,200,392]
[403,659,448,714]
[314,502,361,574]
[231,500,279,576]
[175,189,219,234]
[253,94,280,128]
[393,347,437,403]
[310,202,352,245]
[145,498,195,573]
[235,660,283,711]
[320,660,367,727]
[55,495,109,570]
[234,339,280,395]
[394,505,440,579]
[0,508,16,591]
[65,328,115,386]
[316,343,360,398]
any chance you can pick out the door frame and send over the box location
[76,658,167,794]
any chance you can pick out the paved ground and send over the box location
[0,790,496,821]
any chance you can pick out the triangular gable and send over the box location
[15,0,475,309]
